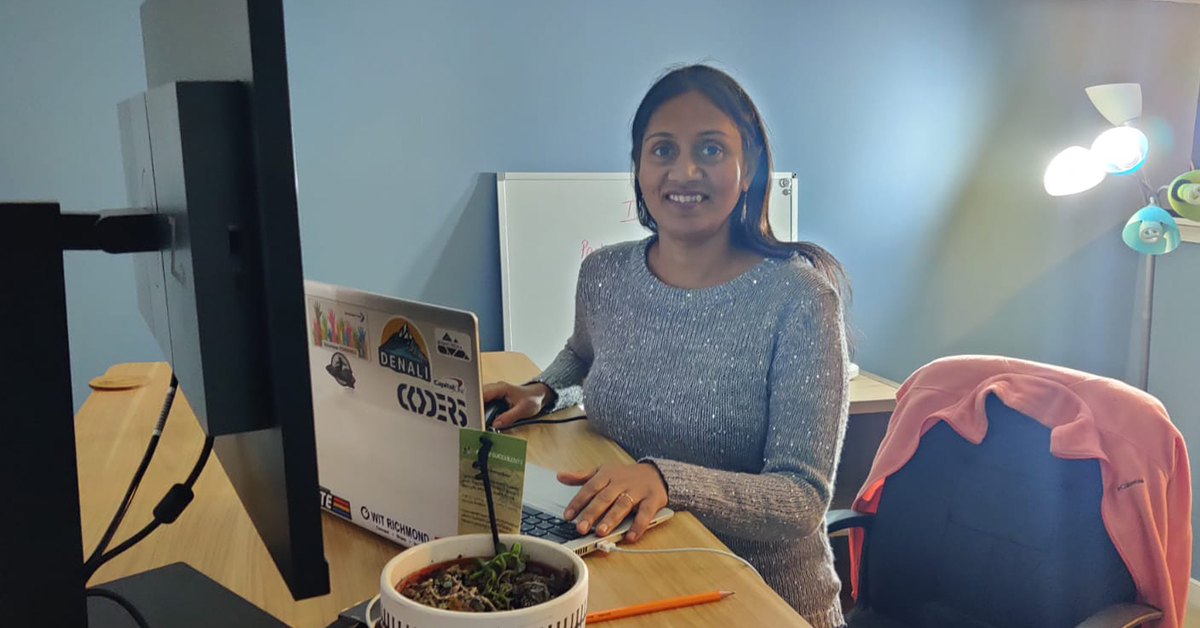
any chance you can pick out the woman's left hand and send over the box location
[557,462,668,543]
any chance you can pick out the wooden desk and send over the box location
[80,353,838,628]
[848,371,900,415]
[836,371,900,510]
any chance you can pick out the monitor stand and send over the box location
[0,203,297,628]
[88,563,292,628]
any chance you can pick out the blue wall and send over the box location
[0,0,159,408]
[3,0,1199,424]
[284,0,1011,360]
[1149,244,1200,578]
[285,0,1200,386]
[285,0,807,352]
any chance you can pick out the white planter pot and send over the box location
[379,534,588,628]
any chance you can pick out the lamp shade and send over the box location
[1122,205,1180,255]
[1085,83,1143,126]
[1044,146,1106,196]
[1090,126,1148,174]
[1168,170,1200,221]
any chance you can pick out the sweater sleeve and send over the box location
[646,284,850,541]
[529,255,596,413]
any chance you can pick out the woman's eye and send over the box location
[651,143,675,159]
[699,143,724,159]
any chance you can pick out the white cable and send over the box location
[595,541,762,580]
[365,594,381,626]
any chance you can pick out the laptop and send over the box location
[521,462,673,555]
[304,281,671,555]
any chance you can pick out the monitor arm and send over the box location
[58,210,165,253]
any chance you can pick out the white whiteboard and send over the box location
[497,172,798,370]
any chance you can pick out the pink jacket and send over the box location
[850,356,1191,628]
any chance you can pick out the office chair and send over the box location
[828,393,1162,628]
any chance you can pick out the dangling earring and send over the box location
[638,197,657,231]
[738,192,749,227]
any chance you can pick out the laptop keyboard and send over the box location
[520,506,583,542]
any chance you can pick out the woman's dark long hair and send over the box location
[630,64,851,309]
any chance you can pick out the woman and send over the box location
[484,64,851,628]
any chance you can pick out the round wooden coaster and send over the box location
[88,374,149,391]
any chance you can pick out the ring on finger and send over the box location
[617,492,635,506]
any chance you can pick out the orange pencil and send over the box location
[585,590,734,624]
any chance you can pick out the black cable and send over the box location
[87,375,179,567]
[181,434,214,488]
[493,415,588,432]
[84,434,214,580]
[89,521,161,577]
[85,587,151,628]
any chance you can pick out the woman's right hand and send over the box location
[482,381,554,428]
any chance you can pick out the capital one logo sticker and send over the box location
[434,376,464,395]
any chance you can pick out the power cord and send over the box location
[85,587,150,628]
[365,594,381,626]
[79,373,217,628]
[84,434,214,580]
[595,540,763,580]
[86,375,180,567]
[493,415,588,432]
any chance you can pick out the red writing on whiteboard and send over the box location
[620,199,638,223]
[581,239,595,259]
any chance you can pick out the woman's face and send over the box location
[637,90,750,243]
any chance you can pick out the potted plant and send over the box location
[378,534,588,628]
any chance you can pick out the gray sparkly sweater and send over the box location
[534,237,850,628]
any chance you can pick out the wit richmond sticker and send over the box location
[359,503,431,546]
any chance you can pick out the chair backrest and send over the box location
[863,393,1136,628]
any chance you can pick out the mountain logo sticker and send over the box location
[378,317,431,382]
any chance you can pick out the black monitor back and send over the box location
[118,0,328,600]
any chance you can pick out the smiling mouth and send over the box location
[664,192,708,206]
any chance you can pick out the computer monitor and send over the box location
[0,0,328,625]
[120,0,330,602]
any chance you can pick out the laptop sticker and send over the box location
[325,352,357,388]
[433,376,466,396]
[435,328,472,362]
[310,298,369,361]
[318,485,353,520]
[396,381,468,427]
[379,316,432,382]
